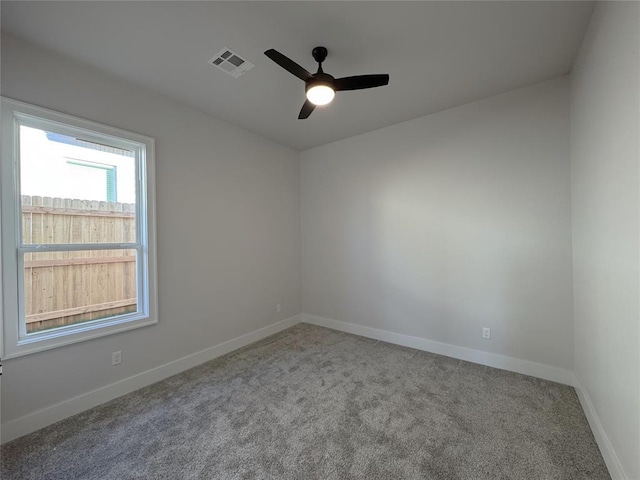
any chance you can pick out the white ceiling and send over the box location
[2,1,593,150]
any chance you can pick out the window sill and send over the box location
[3,315,157,359]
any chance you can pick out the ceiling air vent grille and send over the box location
[208,48,254,78]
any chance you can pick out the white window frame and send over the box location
[0,97,158,359]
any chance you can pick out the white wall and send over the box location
[301,77,574,372]
[0,35,301,433]
[570,3,640,479]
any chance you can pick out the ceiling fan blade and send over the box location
[334,74,390,91]
[298,99,316,119]
[265,49,313,81]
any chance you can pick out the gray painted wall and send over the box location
[570,3,640,478]
[2,8,638,476]
[301,77,574,370]
[0,34,301,423]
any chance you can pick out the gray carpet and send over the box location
[1,324,610,479]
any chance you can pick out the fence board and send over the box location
[26,298,137,323]
[21,195,137,333]
[24,255,136,268]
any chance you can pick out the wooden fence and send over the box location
[22,196,137,333]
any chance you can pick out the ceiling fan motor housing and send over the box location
[306,72,335,92]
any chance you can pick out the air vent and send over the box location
[208,48,254,78]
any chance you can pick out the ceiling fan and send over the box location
[264,46,390,119]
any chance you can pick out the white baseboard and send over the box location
[302,313,574,386]
[1,314,301,444]
[573,375,628,480]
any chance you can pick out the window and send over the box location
[1,98,157,358]
[65,160,118,202]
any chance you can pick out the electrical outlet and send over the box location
[112,351,122,365]
[276,303,281,313]
[482,327,491,339]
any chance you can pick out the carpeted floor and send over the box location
[1,324,610,479]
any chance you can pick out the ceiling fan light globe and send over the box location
[306,85,335,106]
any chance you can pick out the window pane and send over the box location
[19,125,136,244]
[24,249,138,334]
